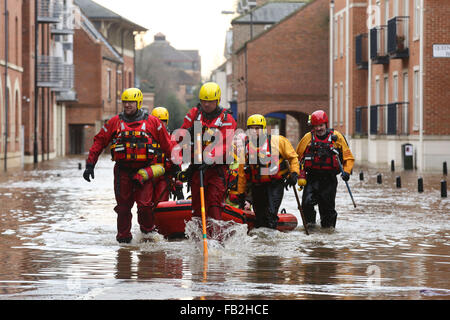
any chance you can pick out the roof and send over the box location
[74,0,147,31]
[140,36,199,63]
[232,1,306,24]
[79,10,124,64]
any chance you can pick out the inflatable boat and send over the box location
[153,200,298,238]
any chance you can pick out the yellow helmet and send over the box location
[121,88,143,109]
[247,114,266,129]
[151,107,169,122]
[199,82,221,103]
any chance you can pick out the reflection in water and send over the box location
[0,156,448,300]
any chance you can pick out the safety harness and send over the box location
[303,129,340,173]
[244,135,288,184]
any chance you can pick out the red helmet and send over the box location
[310,110,328,126]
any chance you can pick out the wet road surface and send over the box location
[0,155,448,300]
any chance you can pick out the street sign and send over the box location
[433,44,450,58]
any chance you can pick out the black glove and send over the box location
[173,185,184,200]
[83,163,95,182]
[286,172,299,187]
[176,170,190,183]
[237,193,246,209]
[341,171,350,182]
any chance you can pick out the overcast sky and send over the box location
[93,0,238,79]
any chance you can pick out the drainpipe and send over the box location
[418,0,424,171]
[329,1,334,125]
[345,0,350,138]
[4,0,9,171]
[367,2,373,162]
[34,0,39,164]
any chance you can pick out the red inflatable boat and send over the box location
[153,200,298,238]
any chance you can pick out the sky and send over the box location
[93,0,238,79]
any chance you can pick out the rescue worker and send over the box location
[225,132,251,209]
[296,109,355,229]
[237,114,299,229]
[83,88,178,243]
[177,82,237,221]
[150,107,184,201]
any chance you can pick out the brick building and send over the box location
[1,0,23,168]
[68,0,146,154]
[333,0,450,171]
[1,0,76,168]
[234,0,329,143]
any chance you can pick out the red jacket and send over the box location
[86,111,178,167]
[180,106,236,163]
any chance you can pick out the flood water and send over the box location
[0,155,448,300]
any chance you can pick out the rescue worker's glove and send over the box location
[132,171,146,187]
[297,177,307,191]
[172,182,184,200]
[341,171,350,182]
[285,172,299,189]
[176,165,193,183]
[83,163,95,182]
[237,193,246,209]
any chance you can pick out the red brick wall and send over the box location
[236,0,329,130]
[423,0,450,135]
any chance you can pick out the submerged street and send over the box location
[0,155,448,300]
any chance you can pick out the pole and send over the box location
[196,132,208,257]
[285,161,309,235]
[332,148,356,208]
[34,0,38,164]
[4,0,9,171]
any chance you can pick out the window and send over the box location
[375,78,380,105]
[340,15,344,58]
[334,84,338,125]
[393,0,398,17]
[384,76,389,104]
[403,72,409,133]
[385,0,390,51]
[414,0,420,39]
[340,82,344,125]
[107,69,112,101]
[413,69,420,129]
[334,18,338,59]
[384,76,389,133]
[393,73,398,102]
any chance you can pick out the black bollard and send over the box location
[444,162,448,176]
[418,177,424,193]
[377,173,382,184]
[442,180,447,198]
[359,171,364,181]
[78,163,82,170]
[396,176,401,188]
[391,160,395,172]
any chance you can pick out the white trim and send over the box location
[0,60,23,73]
[334,2,367,16]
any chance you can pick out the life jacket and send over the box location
[190,106,233,148]
[110,117,157,164]
[303,129,340,173]
[226,161,240,202]
[244,135,288,184]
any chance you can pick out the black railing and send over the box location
[370,26,389,64]
[354,106,368,135]
[368,102,410,135]
[355,34,368,69]
[387,17,409,58]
